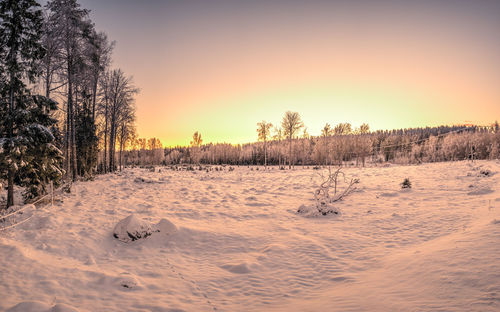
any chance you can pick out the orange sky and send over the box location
[80,0,500,146]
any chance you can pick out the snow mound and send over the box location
[117,272,142,290]
[154,218,178,235]
[133,177,164,184]
[113,214,153,243]
[6,301,80,312]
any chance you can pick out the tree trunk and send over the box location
[288,136,292,169]
[6,81,15,207]
[69,80,77,181]
[6,43,17,208]
[6,170,14,208]
[91,73,98,122]
[66,54,73,182]
[45,61,51,99]
[119,142,123,171]
[6,74,14,208]
[278,139,281,169]
[103,97,108,173]
[264,140,267,169]
[119,135,124,171]
[109,110,115,172]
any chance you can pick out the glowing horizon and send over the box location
[78,0,500,147]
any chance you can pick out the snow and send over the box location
[0,160,499,311]
[6,301,79,312]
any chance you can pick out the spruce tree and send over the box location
[0,0,63,208]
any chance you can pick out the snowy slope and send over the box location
[1,160,499,311]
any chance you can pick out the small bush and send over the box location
[480,169,491,176]
[401,178,412,189]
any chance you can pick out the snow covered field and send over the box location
[1,160,499,312]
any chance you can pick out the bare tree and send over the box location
[359,123,370,135]
[334,122,352,135]
[46,0,93,181]
[100,69,138,172]
[117,103,136,170]
[321,123,333,166]
[281,111,303,169]
[190,131,203,164]
[87,30,114,123]
[41,9,64,99]
[257,121,273,168]
[191,131,202,147]
[272,127,283,169]
[300,127,310,166]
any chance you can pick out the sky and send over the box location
[75,0,500,146]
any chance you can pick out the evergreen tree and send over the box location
[15,95,64,199]
[0,0,63,208]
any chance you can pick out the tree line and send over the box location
[0,0,139,208]
[122,112,500,168]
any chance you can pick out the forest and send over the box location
[0,0,138,208]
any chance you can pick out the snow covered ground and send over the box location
[1,160,499,312]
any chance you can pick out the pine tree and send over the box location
[0,0,63,208]
[16,95,64,199]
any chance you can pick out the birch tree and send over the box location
[257,121,272,168]
[281,111,303,169]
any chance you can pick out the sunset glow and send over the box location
[79,0,500,146]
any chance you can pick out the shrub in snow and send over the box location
[113,215,153,242]
[298,167,359,216]
[134,177,165,184]
[401,178,412,189]
[113,215,177,242]
[480,169,492,177]
[118,273,141,289]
